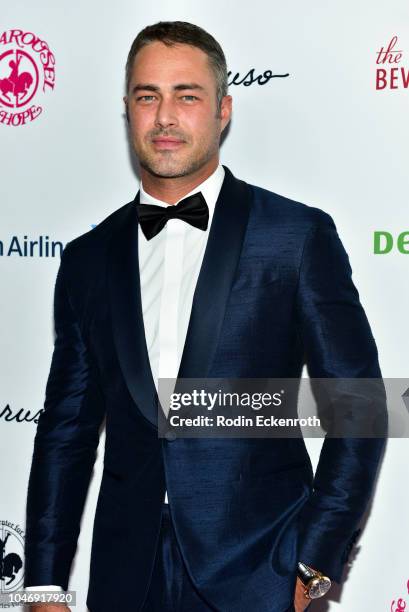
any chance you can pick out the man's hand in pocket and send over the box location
[294,576,311,612]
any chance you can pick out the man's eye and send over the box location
[137,95,155,101]
[181,95,198,101]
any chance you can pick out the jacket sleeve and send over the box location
[295,211,387,583]
[24,244,106,590]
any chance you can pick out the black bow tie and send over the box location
[136,192,209,241]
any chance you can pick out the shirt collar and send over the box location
[138,163,225,221]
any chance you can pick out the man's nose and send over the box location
[154,97,178,129]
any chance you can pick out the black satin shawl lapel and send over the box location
[177,165,252,379]
[108,195,158,429]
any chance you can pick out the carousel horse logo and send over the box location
[0,28,56,127]
[0,51,38,108]
[0,523,24,608]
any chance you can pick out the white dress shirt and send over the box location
[26,163,225,592]
[138,163,225,503]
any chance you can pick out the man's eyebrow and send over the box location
[131,83,206,95]
[173,83,205,92]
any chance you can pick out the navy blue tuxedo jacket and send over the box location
[24,166,386,612]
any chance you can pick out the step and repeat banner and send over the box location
[1,1,408,610]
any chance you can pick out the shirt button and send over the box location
[165,430,177,442]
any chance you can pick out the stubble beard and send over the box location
[136,133,220,179]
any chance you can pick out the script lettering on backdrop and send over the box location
[376,35,409,90]
[0,404,44,424]
[390,578,409,611]
[228,68,289,86]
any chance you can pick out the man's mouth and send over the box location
[151,137,185,150]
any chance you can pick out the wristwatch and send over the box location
[297,562,332,599]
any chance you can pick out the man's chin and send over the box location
[139,158,198,179]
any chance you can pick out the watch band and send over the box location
[297,562,316,584]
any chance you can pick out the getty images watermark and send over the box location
[157,378,409,439]
[0,591,76,606]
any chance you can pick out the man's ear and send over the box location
[123,95,129,124]
[220,95,232,132]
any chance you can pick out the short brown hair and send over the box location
[125,21,228,115]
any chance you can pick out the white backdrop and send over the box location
[1,1,408,610]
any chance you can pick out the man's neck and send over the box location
[140,159,219,205]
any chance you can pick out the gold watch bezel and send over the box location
[303,571,332,599]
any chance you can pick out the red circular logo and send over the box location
[0,29,56,127]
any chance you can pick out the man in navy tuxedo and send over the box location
[24,21,386,612]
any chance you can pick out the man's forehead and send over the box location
[131,41,211,75]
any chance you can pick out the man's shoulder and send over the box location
[247,181,335,230]
[63,200,134,258]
